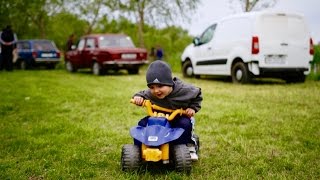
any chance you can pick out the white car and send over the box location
[181,11,314,83]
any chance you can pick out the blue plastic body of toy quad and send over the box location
[130,117,184,147]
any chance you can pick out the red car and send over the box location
[65,34,148,75]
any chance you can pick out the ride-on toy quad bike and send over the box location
[121,99,199,173]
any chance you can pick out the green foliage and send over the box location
[46,12,89,50]
[118,0,200,26]
[313,44,320,64]
[307,72,320,81]
[117,0,199,46]
[0,0,194,72]
[309,44,320,80]
[0,70,319,179]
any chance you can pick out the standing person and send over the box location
[149,46,155,61]
[66,34,75,52]
[131,60,203,160]
[155,45,164,60]
[0,25,17,71]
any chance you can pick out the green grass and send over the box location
[0,69,319,179]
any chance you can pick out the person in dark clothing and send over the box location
[0,25,17,71]
[131,60,202,160]
[155,45,164,60]
[149,46,156,61]
[66,34,75,51]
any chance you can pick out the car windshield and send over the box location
[99,36,135,48]
[33,41,56,51]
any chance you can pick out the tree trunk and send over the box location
[137,2,145,48]
[245,0,250,12]
[40,18,46,38]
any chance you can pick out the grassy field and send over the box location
[0,69,319,179]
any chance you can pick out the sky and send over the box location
[182,0,320,44]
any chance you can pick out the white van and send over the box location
[181,11,314,83]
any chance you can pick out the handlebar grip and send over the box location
[130,99,188,120]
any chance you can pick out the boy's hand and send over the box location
[133,96,144,106]
[185,108,195,118]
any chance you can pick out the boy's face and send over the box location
[149,84,173,99]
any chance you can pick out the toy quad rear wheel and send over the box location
[172,144,192,173]
[121,144,141,171]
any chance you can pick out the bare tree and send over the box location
[63,0,117,34]
[118,0,200,47]
[229,0,278,13]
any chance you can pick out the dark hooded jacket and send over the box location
[0,26,16,53]
[134,77,202,112]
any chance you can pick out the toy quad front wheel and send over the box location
[172,144,192,173]
[121,144,141,171]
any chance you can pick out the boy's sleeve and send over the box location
[190,88,203,113]
[132,89,150,99]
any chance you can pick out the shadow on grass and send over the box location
[123,162,192,176]
[196,75,286,85]
[13,66,57,71]
[74,69,140,76]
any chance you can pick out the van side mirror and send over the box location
[193,37,200,46]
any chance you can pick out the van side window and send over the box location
[215,18,251,43]
[199,24,216,45]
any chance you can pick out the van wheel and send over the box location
[182,60,194,78]
[231,62,251,84]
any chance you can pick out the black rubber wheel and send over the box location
[121,144,141,171]
[182,60,194,78]
[231,62,251,84]
[20,60,28,70]
[172,144,192,173]
[65,61,77,72]
[127,68,139,74]
[92,62,105,75]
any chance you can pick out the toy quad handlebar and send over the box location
[130,99,187,121]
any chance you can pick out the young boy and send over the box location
[132,60,202,160]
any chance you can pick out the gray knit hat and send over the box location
[146,60,174,87]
